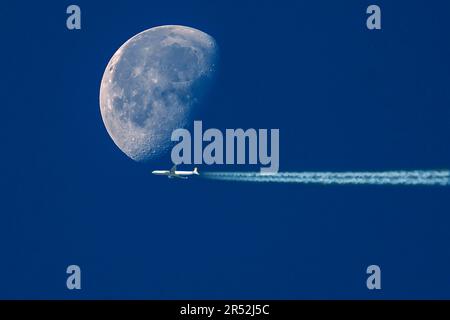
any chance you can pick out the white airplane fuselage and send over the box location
[152,166,199,179]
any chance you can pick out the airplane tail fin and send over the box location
[193,167,199,175]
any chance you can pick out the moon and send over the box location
[99,25,218,162]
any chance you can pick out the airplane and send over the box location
[152,165,199,179]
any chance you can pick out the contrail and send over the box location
[202,170,450,186]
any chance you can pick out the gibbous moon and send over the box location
[99,25,218,162]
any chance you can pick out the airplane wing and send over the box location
[173,174,188,179]
[170,165,177,174]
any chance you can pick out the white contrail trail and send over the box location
[202,170,450,186]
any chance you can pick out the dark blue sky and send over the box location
[1,0,450,299]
